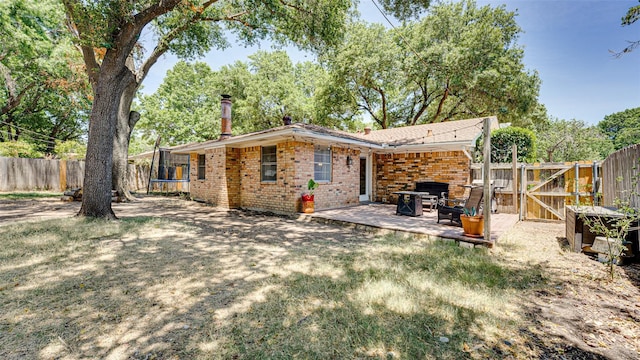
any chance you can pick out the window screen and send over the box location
[197,154,205,180]
[261,146,277,182]
[314,146,331,182]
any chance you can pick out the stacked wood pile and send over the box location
[61,188,82,202]
[61,188,122,203]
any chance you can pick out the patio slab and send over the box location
[300,203,519,247]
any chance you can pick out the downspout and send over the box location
[462,146,474,185]
[461,146,473,160]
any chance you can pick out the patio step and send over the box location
[298,212,495,249]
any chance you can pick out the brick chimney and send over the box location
[220,94,232,140]
[364,127,372,135]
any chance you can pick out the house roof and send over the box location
[163,116,499,155]
[352,117,497,146]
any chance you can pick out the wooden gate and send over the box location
[472,162,600,221]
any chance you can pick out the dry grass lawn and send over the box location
[0,196,638,359]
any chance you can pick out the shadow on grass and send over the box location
[0,211,595,359]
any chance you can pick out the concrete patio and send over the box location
[300,203,520,248]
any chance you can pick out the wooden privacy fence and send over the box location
[602,144,640,208]
[0,156,149,192]
[471,161,600,221]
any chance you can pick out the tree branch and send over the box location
[0,63,38,117]
[80,45,100,89]
[0,62,17,99]
[134,0,184,28]
[278,0,312,16]
[356,86,381,127]
[139,4,247,84]
[433,79,450,122]
[62,1,100,89]
[411,103,429,126]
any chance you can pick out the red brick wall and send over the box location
[225,148,241,208]
[239,143,299,213]
[374,151,470,203]
[190,141,361,213]
[189,148,238,207]
[308,145,361,211]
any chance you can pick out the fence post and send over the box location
[482,117,492,243]
[59,160,67,192]
[574,162,580,205]
[520,164,526,221]
[512,144,518,214]
[592,161,599,205]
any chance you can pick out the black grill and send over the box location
[415,181,449,201]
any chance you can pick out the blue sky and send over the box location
[141,0,640,126]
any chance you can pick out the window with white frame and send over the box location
[314,145,331,182]
[261,145,277,182]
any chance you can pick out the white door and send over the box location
[359,156,371,201]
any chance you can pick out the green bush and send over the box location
[0,140,44,158]
[54,140,87,160]
[476,127,536,163]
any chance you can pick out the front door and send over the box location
[359,156,370,201]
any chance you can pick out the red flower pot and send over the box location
[302,194,315,213]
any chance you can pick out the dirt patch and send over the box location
[496,222,640,359]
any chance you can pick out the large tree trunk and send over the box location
[112,79,140,201]
[78,66,129,219]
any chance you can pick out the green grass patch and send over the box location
[0,191,62,199]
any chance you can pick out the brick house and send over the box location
[171,98,499,213]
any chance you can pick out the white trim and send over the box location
[462,146,473,160]
[359,154,372,202]
[171,128,384,154]
[375,141,475,153]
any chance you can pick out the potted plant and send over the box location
[302,179,319,213]
[460,207,484,238]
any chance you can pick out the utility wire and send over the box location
[370,0,431,70]
[425,120,485,139]
[0,119,61,145]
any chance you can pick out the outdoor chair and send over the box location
[437,186,484,226]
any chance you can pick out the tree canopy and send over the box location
[0,0,90,154]
[136,51,337,146]
[599,107,640,151]
[226,51,328,132]
[322,0,541,129]
[137,61,218,146]
[535,118,613,162]
[475,127,536,163]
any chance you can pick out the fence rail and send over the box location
[0,156,149,192]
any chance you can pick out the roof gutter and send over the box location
[290,128,384,149]
[377,140,475,153]
[171,127,384,153]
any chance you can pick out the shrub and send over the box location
[54,140,87,160]
[476,127,537,163]
[0,140,44,158]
